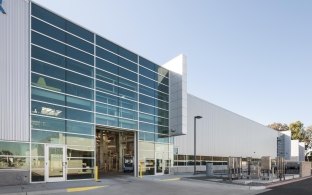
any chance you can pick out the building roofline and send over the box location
[187,93,277,132]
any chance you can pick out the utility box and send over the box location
[206,163,213,176]
[261,156,271,170]
[300,162,312,178]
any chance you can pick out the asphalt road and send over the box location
[258,177,312,195]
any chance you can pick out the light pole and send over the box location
[194,115,202,175]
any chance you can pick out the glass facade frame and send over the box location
[26,2,173,182]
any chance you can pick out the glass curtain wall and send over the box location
[30,2,172,181]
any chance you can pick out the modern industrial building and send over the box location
[0,0,278,185]
[172,95,277,173]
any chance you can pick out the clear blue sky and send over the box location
[33,0,312,127]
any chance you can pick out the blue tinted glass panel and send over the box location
[66,21,94,42]
[66,33,94,54]
[118,47,137,62]
[156,135,169,143]
[96,80,118,95]
[66,58,93,77]
[156,100,169,110]
[96,103,118,117]
[119,88,137,100]
[32,3,66,29]
[139,76,155,89]
[156,117,169,126]
[119,68,137,82]
[31,101,65,118]
[32,31,65,54]
[66,108,93,123]
[139,104,155,115]
[32,31,94,65]
[66,96,93,111]
[96,91,118,106]
[32,17,66,42]
[120,109,137,120]
[96,47,118,64]
[32,4,94,42]
[32,87,65,105]
[139,57,155,71]
[32,45,65,67]
[66,46,94,66]
[139,132,154,142]
[96,69,118,85]
[156,126,169,135]
[96,58,118,74]
[139,122,154,133]
[66,121,94,135]
[32,115,65,132]
[96,35,118,53]
[139,113,154,124]
[139,85,155,97]
[156,91,168,102]
[119,98,137,110]
[157,75,169,86]
[96,114,118,127]
[66,83,93,100]
[119,57,137,72]
[32,73,65,93]
[139,66,155,80]
[139,94,154,106]
[32,130,65,144]
[119,119,137,130]
[66,71,93,88]
[119,78,137,92]
[157,83,169,94]
[32,59,65,80]
[155,109,169,118]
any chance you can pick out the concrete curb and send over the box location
[1,189,66,195]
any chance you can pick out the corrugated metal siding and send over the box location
[174,94,278,158]
[0,0,30,141]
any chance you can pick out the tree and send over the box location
[302,126,312,161]
[267,123,289,131]
[289,121,305,141]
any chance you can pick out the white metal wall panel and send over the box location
[0,0,30,141]
[174,94,278,158]
[162,54,187,135]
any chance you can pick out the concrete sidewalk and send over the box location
[0,173,208,195]
[0,177,129,195]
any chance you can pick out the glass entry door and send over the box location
[45,144,66,182]
[155,153,164,175]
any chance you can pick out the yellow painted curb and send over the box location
[160,178,181,182]
[67,185,106,192]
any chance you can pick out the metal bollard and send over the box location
[94,166,99,182]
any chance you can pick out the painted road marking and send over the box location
[67,185,107,192]
[160,178,181,182]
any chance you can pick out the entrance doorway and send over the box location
[96,128,135,176]
[45,144,66,182]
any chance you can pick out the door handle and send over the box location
[63,162,67,166]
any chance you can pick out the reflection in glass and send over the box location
[0,141,29,156]
[32,101,65,118]
[0,157,29,169]
[31,144,45,157]
[48,147,63,178]
[32,130,65,144]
